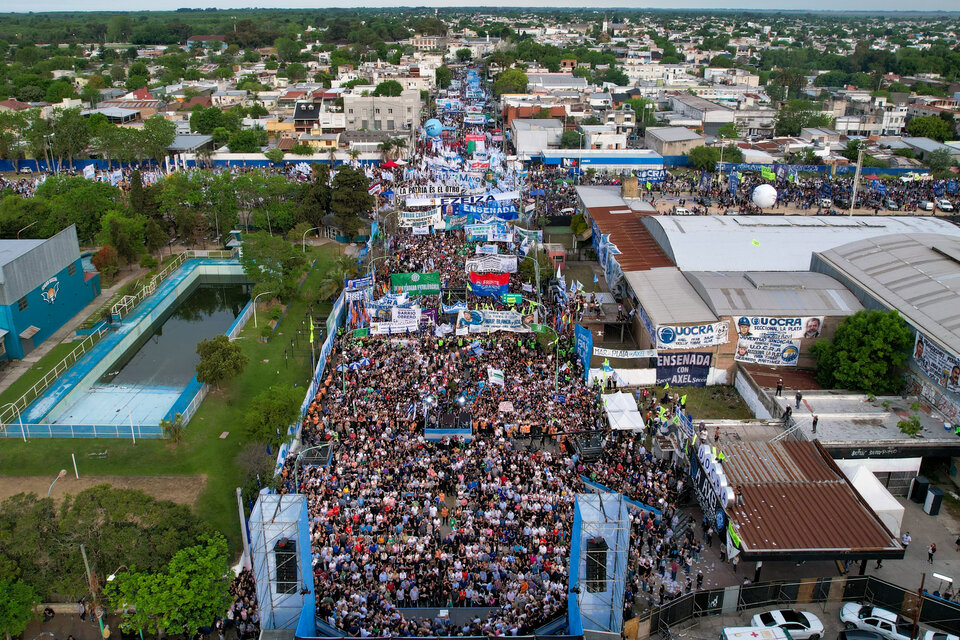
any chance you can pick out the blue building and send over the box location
[0,225,100,360]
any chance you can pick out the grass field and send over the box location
[0,342,79,408]
[0,245,340,554]
[642,385,754,420]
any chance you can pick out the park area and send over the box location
[0,243,340,554]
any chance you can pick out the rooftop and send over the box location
[624,268,717,325]
[814,233,960,356]
[643,215,960,272]
[684,271,864,317]
[0,239,45,272]
[721,440,901,557]
[511,118,564,131]
[645,126,705,143]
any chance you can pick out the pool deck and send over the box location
[23,259,242,426]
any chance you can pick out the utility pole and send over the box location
[849,146,863,216]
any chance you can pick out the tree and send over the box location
[518,249,553,292]
[0,578,38,640]
[159,412,185,444]
[140,116,176,165]
[435,65,452,89]
[91,245,119,279]
[373,80,403,97]
[721,143,744,164]
[238,231,306,301]
[456,47,472,62]
[493,68,528,96]
[330,166,374,238]
[774,101,835,137]
[927,149,954,173]
[195,334,248,389]
[560,129,584,149]
[809,309,913,395]
[687,145,721,171]
[906,115,951,142]
[244,385,303,446]
[264,148,285,165]
[274,37,301,63]
[227,128,265,153]
[717,121,740,139]
[284,62,307,81]
[104,534,232,638]
[99,211,146,264]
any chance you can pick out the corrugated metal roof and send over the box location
[684,271,864,316]
[644,215,960,272]
[815,233,960,355]
[722,441,900,554]
[624,268,717,325]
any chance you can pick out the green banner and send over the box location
[390,272,442,296]
[502,293,523,304]
[532,323,550,334]
[353,328,370,337]
[728,522,741,548]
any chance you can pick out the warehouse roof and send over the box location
[722,440,901,557]
[624,268,717,325]
[0,239,45,271]
[684,271,863,317]
[815,233,960,356]
[642,215,960,272]
[577,186,673,272]
[645,126,705,143]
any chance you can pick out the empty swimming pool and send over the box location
[99,283,250,387]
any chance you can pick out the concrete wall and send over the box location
[734,364,774,419]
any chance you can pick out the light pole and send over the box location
[47,469,67,497]
[518,253,542,307]
[1,402,25,442]
[293,444,329,493]
[252,290,274,329]
[106,564,128,583]
[301,226,320,254]
[17,220,37,239]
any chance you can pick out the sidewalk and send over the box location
[0,267,146,397]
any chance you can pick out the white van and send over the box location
[672,206,693,216]
[722,627,793,640]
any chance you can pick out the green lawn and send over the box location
[643,385,754,421]
[0,245,340,554]
[0,342,80,408]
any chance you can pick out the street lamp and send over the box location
[1,402,25,442]
[252,290,275,329]
[301,226,320,254]
[293,444,329,493]
[47,469,67,497]
[106,565,128,582]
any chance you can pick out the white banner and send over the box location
[914,333,960,392]
[397,184,463,196]
[405,191,520,208]
[399,210,441,228]
[593,348,657,359]
[476,244,498,255]
[734,315,824,340]
[465,255,517,274]
[371,318,420,335]
[391,307,422,324]
[487,367,505,386]
[734,336,801,366]
[456,309,532,334]
[412,226,430,235]
[656,322,729,350]
[488,230,514,243]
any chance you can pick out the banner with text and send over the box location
[734,315,824,340]
[455,309,533,335]
[575,323,593,382]
[468,272,509,297]
[657,352,712,387]
[390,272,442,296]
[734,336,801,366]
[914,333,960,393]
[594,347,657,359]
[656,322,729,350]
[465,255,518,274]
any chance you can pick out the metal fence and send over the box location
[630,576,960,640]
[0,423,164,439]
[0,324,109,432]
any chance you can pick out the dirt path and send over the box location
[0,474,206,505]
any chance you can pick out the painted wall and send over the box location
[0,259,99,360]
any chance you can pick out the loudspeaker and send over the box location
[586,537,608,593]
[274,537,298,594]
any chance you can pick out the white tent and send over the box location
[841,464,905,537]
[602,391,645,431]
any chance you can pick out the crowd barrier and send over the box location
[0,423,163,439]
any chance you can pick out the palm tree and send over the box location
[327,146,337,167]
[377,139,394,162]
[348,148,361,167]
[391,137,407,161]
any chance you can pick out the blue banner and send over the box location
[934,182,946,198]
[346,275,373,289]
[948,180,958,194]
[729,170,738,195]
[463,202,518,222]
[467,272,509,297]
[574,323,593,382]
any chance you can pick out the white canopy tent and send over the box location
[602,391,645,431]
[840,464,905,537]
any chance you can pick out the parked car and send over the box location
[672,206,693,215]
[752,609,825,640]
[17,166,32,174]
[919,201,935,211]
[936,199,955,212]
[697,196,713,207]
[839,631,886,640]
[885,199,900,211]
[840,604,912,640]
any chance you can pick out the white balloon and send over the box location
[752,183,777,209]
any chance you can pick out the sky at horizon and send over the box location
[9,1,960,13]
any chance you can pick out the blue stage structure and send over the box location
[568,493,631,640]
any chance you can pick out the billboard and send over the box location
[733,315,824,340]
[914,333,960,392]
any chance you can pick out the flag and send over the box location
[751,239,760,247]
[487,367,505,386]
[556,265,561,280]
[593,273,599,284]
[309,318,314,344]
[645,181,652,190]
[761,167,775,181]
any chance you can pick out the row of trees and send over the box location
[0,108,176,171]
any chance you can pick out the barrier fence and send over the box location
[629,576,960,639]
[0,423,163,439]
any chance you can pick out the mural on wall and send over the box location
[41,277,59,304]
